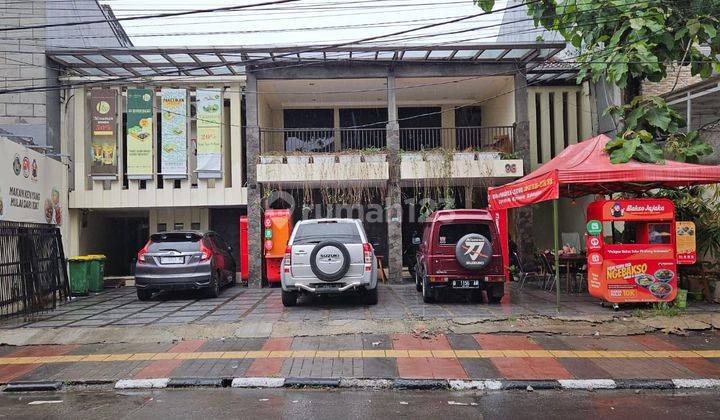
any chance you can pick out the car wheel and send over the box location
[282,289,298,307]
[364,287,378,305]
[486,282,504,304]
[136,288,152,301]
[422,274,435,303]
[204,271,221,298]
[228,271,237,286]
[415,265,422,292]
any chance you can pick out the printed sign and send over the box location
[676,221,697,265]
[90,89,117,177]
[126,88,154,177]
[488,170,559,210]
[603,200,673,220]
[0,137,66,226]
[196,89,222,176]
[160,89,187,177]
[586,220,602,236]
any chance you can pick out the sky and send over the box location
[96,0,511,47]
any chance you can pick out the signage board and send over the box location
[196,89,222,177]
[160,89,187,178]
[126,88,154,177]
[90,89,118,177]
[675,221,697,265]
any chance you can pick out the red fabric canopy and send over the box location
[488,134,720,210]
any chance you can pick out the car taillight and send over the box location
[200,241,213,261]
[363,243,373,272]
[283,246,291,273]
[137,240,150,264]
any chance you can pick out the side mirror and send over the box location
[412,236,421,245]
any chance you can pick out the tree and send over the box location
[476,0,720,163]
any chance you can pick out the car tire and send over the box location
[415,265,422,292]
[422,274,435,303]
[136,288,152,301]
[310,241,351,282]
[204,271,221,298]
[364,287,379,305]
[282,289,298,307]
[228,271,237,286]
[486,282,504,304]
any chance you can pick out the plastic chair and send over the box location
[515,251,543,289]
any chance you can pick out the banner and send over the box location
[90,89,117,177]
[160,89,187,177]
[0,136,66,226]
[196,89,222,176]
[488,170,559,210]
[676,221,697,265]
[126,88,154,177]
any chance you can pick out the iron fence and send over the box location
[0,222,69,319]
[399,126,514,152]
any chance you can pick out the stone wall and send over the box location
[641,65,703,96]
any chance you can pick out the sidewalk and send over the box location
[2,332,720,387]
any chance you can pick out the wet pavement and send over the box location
[0,388,718,419]
[2,283,718,329]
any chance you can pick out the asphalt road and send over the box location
[0,388,718,419]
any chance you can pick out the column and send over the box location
[386,69,403,282]
[514,70,535,261]
[245,71,263,288]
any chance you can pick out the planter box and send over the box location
[401,153,423,162]
[338,154,362,164]
[286,155,310,165]
[363,154,387,163]
[453,152,476,161]
[423,153,446,162]
[259,155,284,164]
[476,152,501,161]
[312,155,336,164]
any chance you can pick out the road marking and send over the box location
[1,349,720,365]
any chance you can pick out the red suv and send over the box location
[415,209,506,303]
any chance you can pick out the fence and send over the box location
[0,222,69,319]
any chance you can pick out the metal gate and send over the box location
[0,221,69,318]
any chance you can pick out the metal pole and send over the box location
[554,199,560,312]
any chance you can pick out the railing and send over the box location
[399,126,514,152]
[260,126,514,154]
[260,128,386,154]
[0,222,69,319]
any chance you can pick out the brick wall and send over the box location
[642,65,703,96]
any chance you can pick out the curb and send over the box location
[7,377,717,392]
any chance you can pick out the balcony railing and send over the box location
[259,125,514,154]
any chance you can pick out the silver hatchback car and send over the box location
[280,218,378,306]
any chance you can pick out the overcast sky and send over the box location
[98,0,510,47]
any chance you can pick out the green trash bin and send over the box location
[68,256,92,296]
[86,254,106,293]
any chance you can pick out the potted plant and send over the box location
[312,153,336,164]
[499,151,519,160]
[338,149,362,164]
[362,147,387,163]
[285,151,311,165]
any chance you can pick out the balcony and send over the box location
[256,126,520,185]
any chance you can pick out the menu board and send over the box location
[160,89,187,178]
[676,221,697,265]
[196,89,222,177]
[126,88,154,178]
[90,89,117,177]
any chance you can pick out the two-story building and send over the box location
[47,42,595,285]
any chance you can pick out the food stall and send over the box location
[585,198,680,306]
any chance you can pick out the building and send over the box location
[0,0,131,152]
[45,41,599,283]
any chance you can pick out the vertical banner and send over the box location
[126,88,154,177]
[160,88,187,178]
[676,221,697,265]
[196,89,222,177]
[90,89,117,177]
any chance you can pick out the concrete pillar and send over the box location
[245,71,263,287]
[386,69,403,282]
[514,69,535,260]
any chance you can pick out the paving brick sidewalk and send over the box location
[2,332,720,384]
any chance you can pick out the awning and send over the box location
[488,134,720,210]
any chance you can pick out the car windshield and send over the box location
[438,223,493,245]
[293,222,362,244]
[148,233,202,253]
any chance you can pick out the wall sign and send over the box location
[0,137,66,226]
[90,89,117,178]
[676,221,697,265]
[586,220,602,236]
[196,89,222,178]
[160,89,187,178]
[126,88,154,178]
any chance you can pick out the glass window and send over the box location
[293,222,362,244]
[157,223,167,232]
[148,232,201,252]
[438,223,493,245]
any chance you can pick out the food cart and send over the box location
[585,198,681,308]
[263,209,293,284]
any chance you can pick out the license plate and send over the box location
[452,280,479,289]
[160,256,184,264]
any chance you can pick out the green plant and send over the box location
[631,302,685,318]
[499,151,519,160]
[361,147,385,154]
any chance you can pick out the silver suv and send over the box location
[280,218,378,306]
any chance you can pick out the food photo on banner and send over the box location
[90,89,117,178]
[160,88,188,178]
[126,88,154,178]
[196,88,222,178]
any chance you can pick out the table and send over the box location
[559,254,587,293]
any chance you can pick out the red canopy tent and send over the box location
[488,134,720,310]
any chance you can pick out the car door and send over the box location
[214,234,236,275]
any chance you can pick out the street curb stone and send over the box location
[614,379,675,390]
[392,379,449,389]
[115,378,170,389]
[284,378,341,388]
[3,381,63,392]
[500,380,561,390]
[231,377,285,388]
[167,378,224,388]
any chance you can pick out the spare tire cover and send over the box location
[455,234,492,270]
[310,241,351,282]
